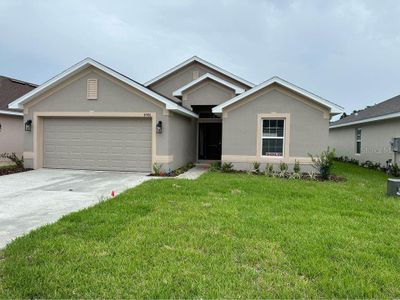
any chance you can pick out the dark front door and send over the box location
[198,123,222,160]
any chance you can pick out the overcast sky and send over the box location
[1,0,399,114]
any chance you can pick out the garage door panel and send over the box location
[43,117,152,172]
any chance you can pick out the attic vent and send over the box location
[87,79,98,100]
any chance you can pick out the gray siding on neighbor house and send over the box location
[329,118,400,166]
[167,112,197,170]
[0,115,24,160]
[182,79,236,109]
[221,87,330,171]
[23,67,195,170]
[148,61,251,102]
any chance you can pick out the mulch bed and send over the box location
[215,170,347,182]
[0,166,32,176]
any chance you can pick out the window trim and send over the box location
[355,128,362,155]
[257,113,290,159]
[261,119,285,158]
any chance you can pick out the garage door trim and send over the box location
[32,111,156,170]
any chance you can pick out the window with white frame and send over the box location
[262,119,285,157]
[356,128,362,154]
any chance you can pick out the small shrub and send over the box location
[278,161,288,178]
[0,153,24,168]
[390,163,400,177]
[152,162,163,175]
[264,163,274,176]
[252,161,261,174]
[307,171,317,180]
[290,172,301,179]
[349,158,359,165]
[293,159,301,174]
[308,147,336,180]
[209,161,222,172]
[221,162,234,173]
[279,162,288,172]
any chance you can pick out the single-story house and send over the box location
[329,95,400,166]
[0,76,37,162]
[9,56,343,172]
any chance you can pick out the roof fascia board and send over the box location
[0,110,23,116]
[212,76,344,114]
[8,58,198,119]
[144,56,255,88]
[172,73,245,97]
[329,112,400,129]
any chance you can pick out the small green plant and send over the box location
[152,162,163,175]
[209,161,222,172]
[307,171,317,180]
[221,162,234,173]
[252,161,261,174]
[264,163,274,176]
[278,161,288,178]
[390,163,400,177]
[308,147,336,180]
[293,159,301,174]
[290,172,301,179]
[0,152,24,168]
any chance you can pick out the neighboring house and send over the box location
[9,56,343,172]
[0,76,37,162]
[329,95,400,166]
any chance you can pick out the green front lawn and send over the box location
[1,162,399,298]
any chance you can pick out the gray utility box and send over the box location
[387,178,400,197]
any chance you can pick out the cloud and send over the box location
[1,0,400,113]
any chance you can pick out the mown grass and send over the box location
[1,162,399,298]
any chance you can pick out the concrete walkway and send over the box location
[177,165,208,179]
[0,169,150,248]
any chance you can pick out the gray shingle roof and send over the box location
[0,76,37,112]
[330,94,400,127]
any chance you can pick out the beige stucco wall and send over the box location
[148,61,251,102]
[0,115,24,161]
[329,118,400,166]
[167,112,197,170]
[221,86,330,170]
[22,66,195,170]
[182,79,236,108]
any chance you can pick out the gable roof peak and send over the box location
[172,72,245,97]
[144,56,255,88]
[212,75,344,115]
[8,57,198,118]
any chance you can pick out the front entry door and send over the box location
[198,123,222,160]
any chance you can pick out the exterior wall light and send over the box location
[25,120,32,132]
[156,121,162,134]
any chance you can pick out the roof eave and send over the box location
[329,111,400,129]
[212,76,344,115]
[8,58,198,119]
[0,110,23,116]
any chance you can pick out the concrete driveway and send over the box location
[0,169,150,248]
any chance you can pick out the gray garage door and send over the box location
[43,117,152,172]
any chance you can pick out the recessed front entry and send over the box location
[198,123,222,160]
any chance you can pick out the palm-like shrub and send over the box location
[308,147,336,180]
